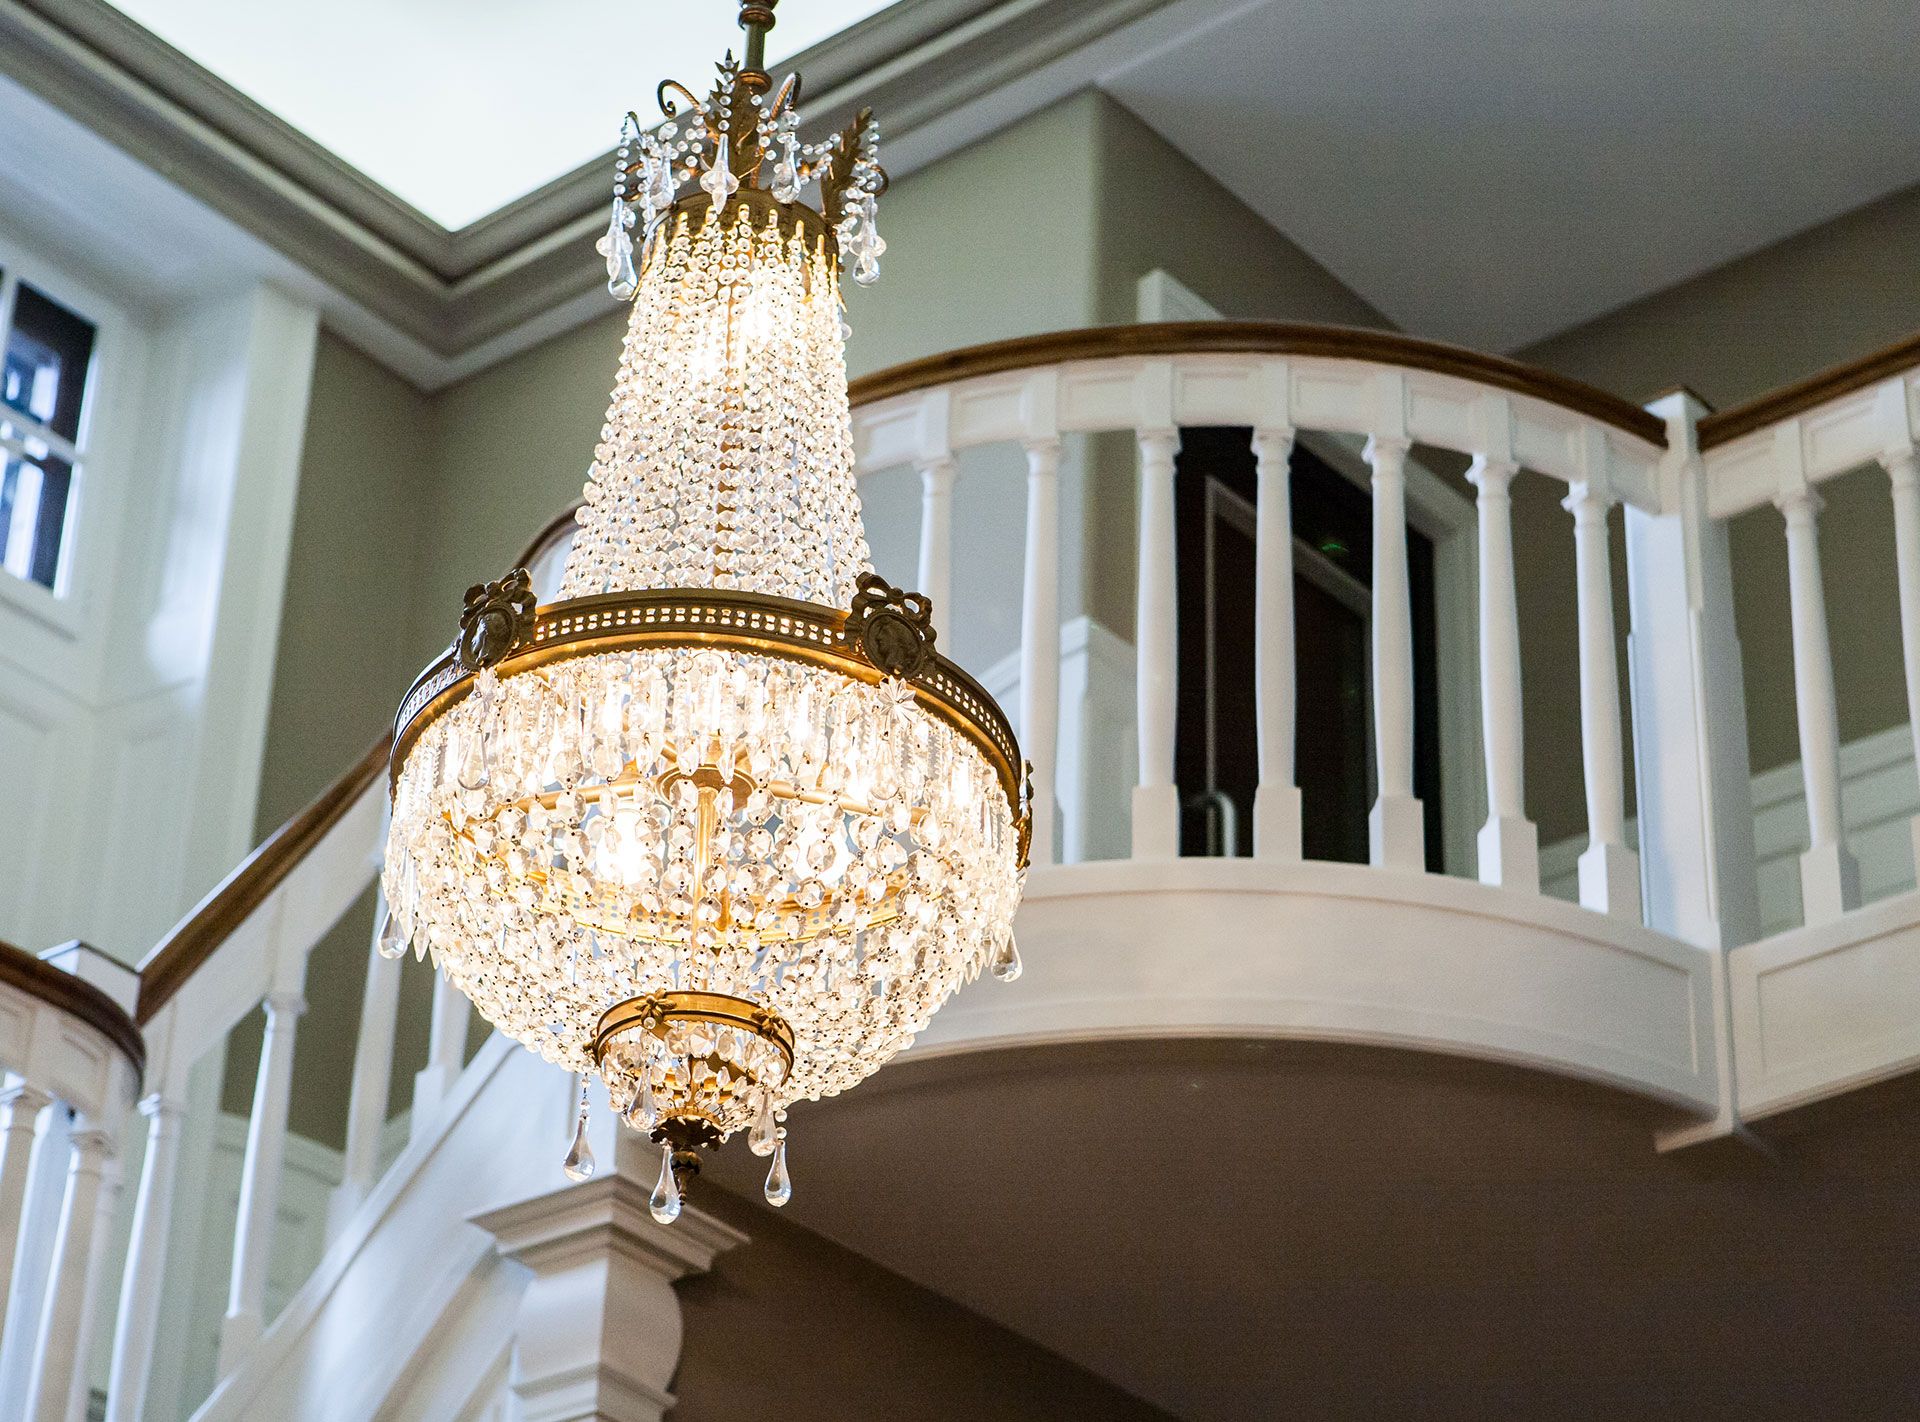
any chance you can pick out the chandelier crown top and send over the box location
[594,17,887,301]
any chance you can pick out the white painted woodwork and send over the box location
[1625,393,1761,953]
[1467,456,1537,890]
[1563,482,1640,920]
[472,1179,744,1422]
[104,1096,185,1422]
[912,858,1721,1117]
[22,1127,112,1422]
[336,919,403,1224]
[220,988,307,1369]
[1251,428,1302,861]
[66,1135,121,1422]
[1881,446,1920,878]
[1776,484,1861,923]
[413,972,472,1140]
[1019,439,1062,867]
[1364,436,1425,869]
[0,276,321,965]
[1132,428,1181,858]
[916,456,956,620]
[0,1082,50,1323]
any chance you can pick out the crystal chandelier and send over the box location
[381,0,1028,1223]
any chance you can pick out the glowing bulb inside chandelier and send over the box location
[382,0,1029,1219]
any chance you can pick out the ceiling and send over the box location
[103,0,896,229]
[705,1037,1920,1420]
[1103,0,1920,350]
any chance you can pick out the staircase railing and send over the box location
[0,940,142,1421]
[16,320,1920,1421]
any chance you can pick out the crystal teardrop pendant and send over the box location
[626,1069,657,1130]
[456,733,490,791]
[650,1142,682,1224]
[376,909,407,960]
[990,931,1022,983]
[748,1091,777,1156]
[763,1134,791,1207]
[562,1086,595,1182]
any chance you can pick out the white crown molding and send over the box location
[0,0,1190,385]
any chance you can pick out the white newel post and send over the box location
[1365,436,1425,869]
[21,1126,113,1422]
[1133,427,1181,858]
[1881,444,1920,879]
[916,456,956,620]
[471,1177,745,1422]
[1563,479,1640,919]
[1020,439,1062,866]
[413,970,472,1139]
[1467,457,1538,889]
[105,1095,186,1422]
[1776,478,1860,923]
[1251,428,1302,860]
[220,986,307,1370]
[0,1082,51,1319]
[335,903,403,1226]
[1627,394,1760,955]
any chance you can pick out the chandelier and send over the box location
[381,0,1028,1223]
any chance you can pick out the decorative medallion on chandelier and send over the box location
[382,0,1028,1223]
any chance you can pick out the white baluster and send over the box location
[335,913,403,1225]
[1777,483,1860,922]
[1019,439,1061,867]
[22,1126,112,1422]
[1133,428,1180,858]
[1252,428,1302,860]
[0,1082,50,1320]
[1467,457,1539,889]
[105,1095,186,1422]
[1564,482,1640,918]
[412,972,470,1140]
[65,1136,122,1422]
[916,456,955,618]
[1882,445,1920,880]
[1365,436,1425,869]
[219,989,306,1370]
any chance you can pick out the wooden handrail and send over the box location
[1698,328,1920,450]
[0,939,144,1076]
[845,321,1672,446]
[136,733,392,1025]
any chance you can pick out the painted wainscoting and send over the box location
[1543,722,1920,936]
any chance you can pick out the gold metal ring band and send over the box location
[591,989,797,1079]
[390,586,1022,820]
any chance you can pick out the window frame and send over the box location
[0,230,128,639]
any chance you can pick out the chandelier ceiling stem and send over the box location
[383,2,1027,1224]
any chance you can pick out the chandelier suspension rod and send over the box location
[739,0,778,75]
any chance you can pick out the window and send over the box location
[0,275,97,591]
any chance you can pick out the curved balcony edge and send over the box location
[907,860,1725,1121]
[0,939,145,1114]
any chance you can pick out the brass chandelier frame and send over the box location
[391,574,1031,866]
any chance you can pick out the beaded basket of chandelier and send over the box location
[383,36,1028,1223]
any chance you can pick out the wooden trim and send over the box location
[845,321,1671,446]
[0,939,144,1077]
[1698,330,1920,450]
[135,734,391,1025]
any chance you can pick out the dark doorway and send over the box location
[1173,427,1444,867]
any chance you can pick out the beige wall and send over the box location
[674,1187,1171,1421]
